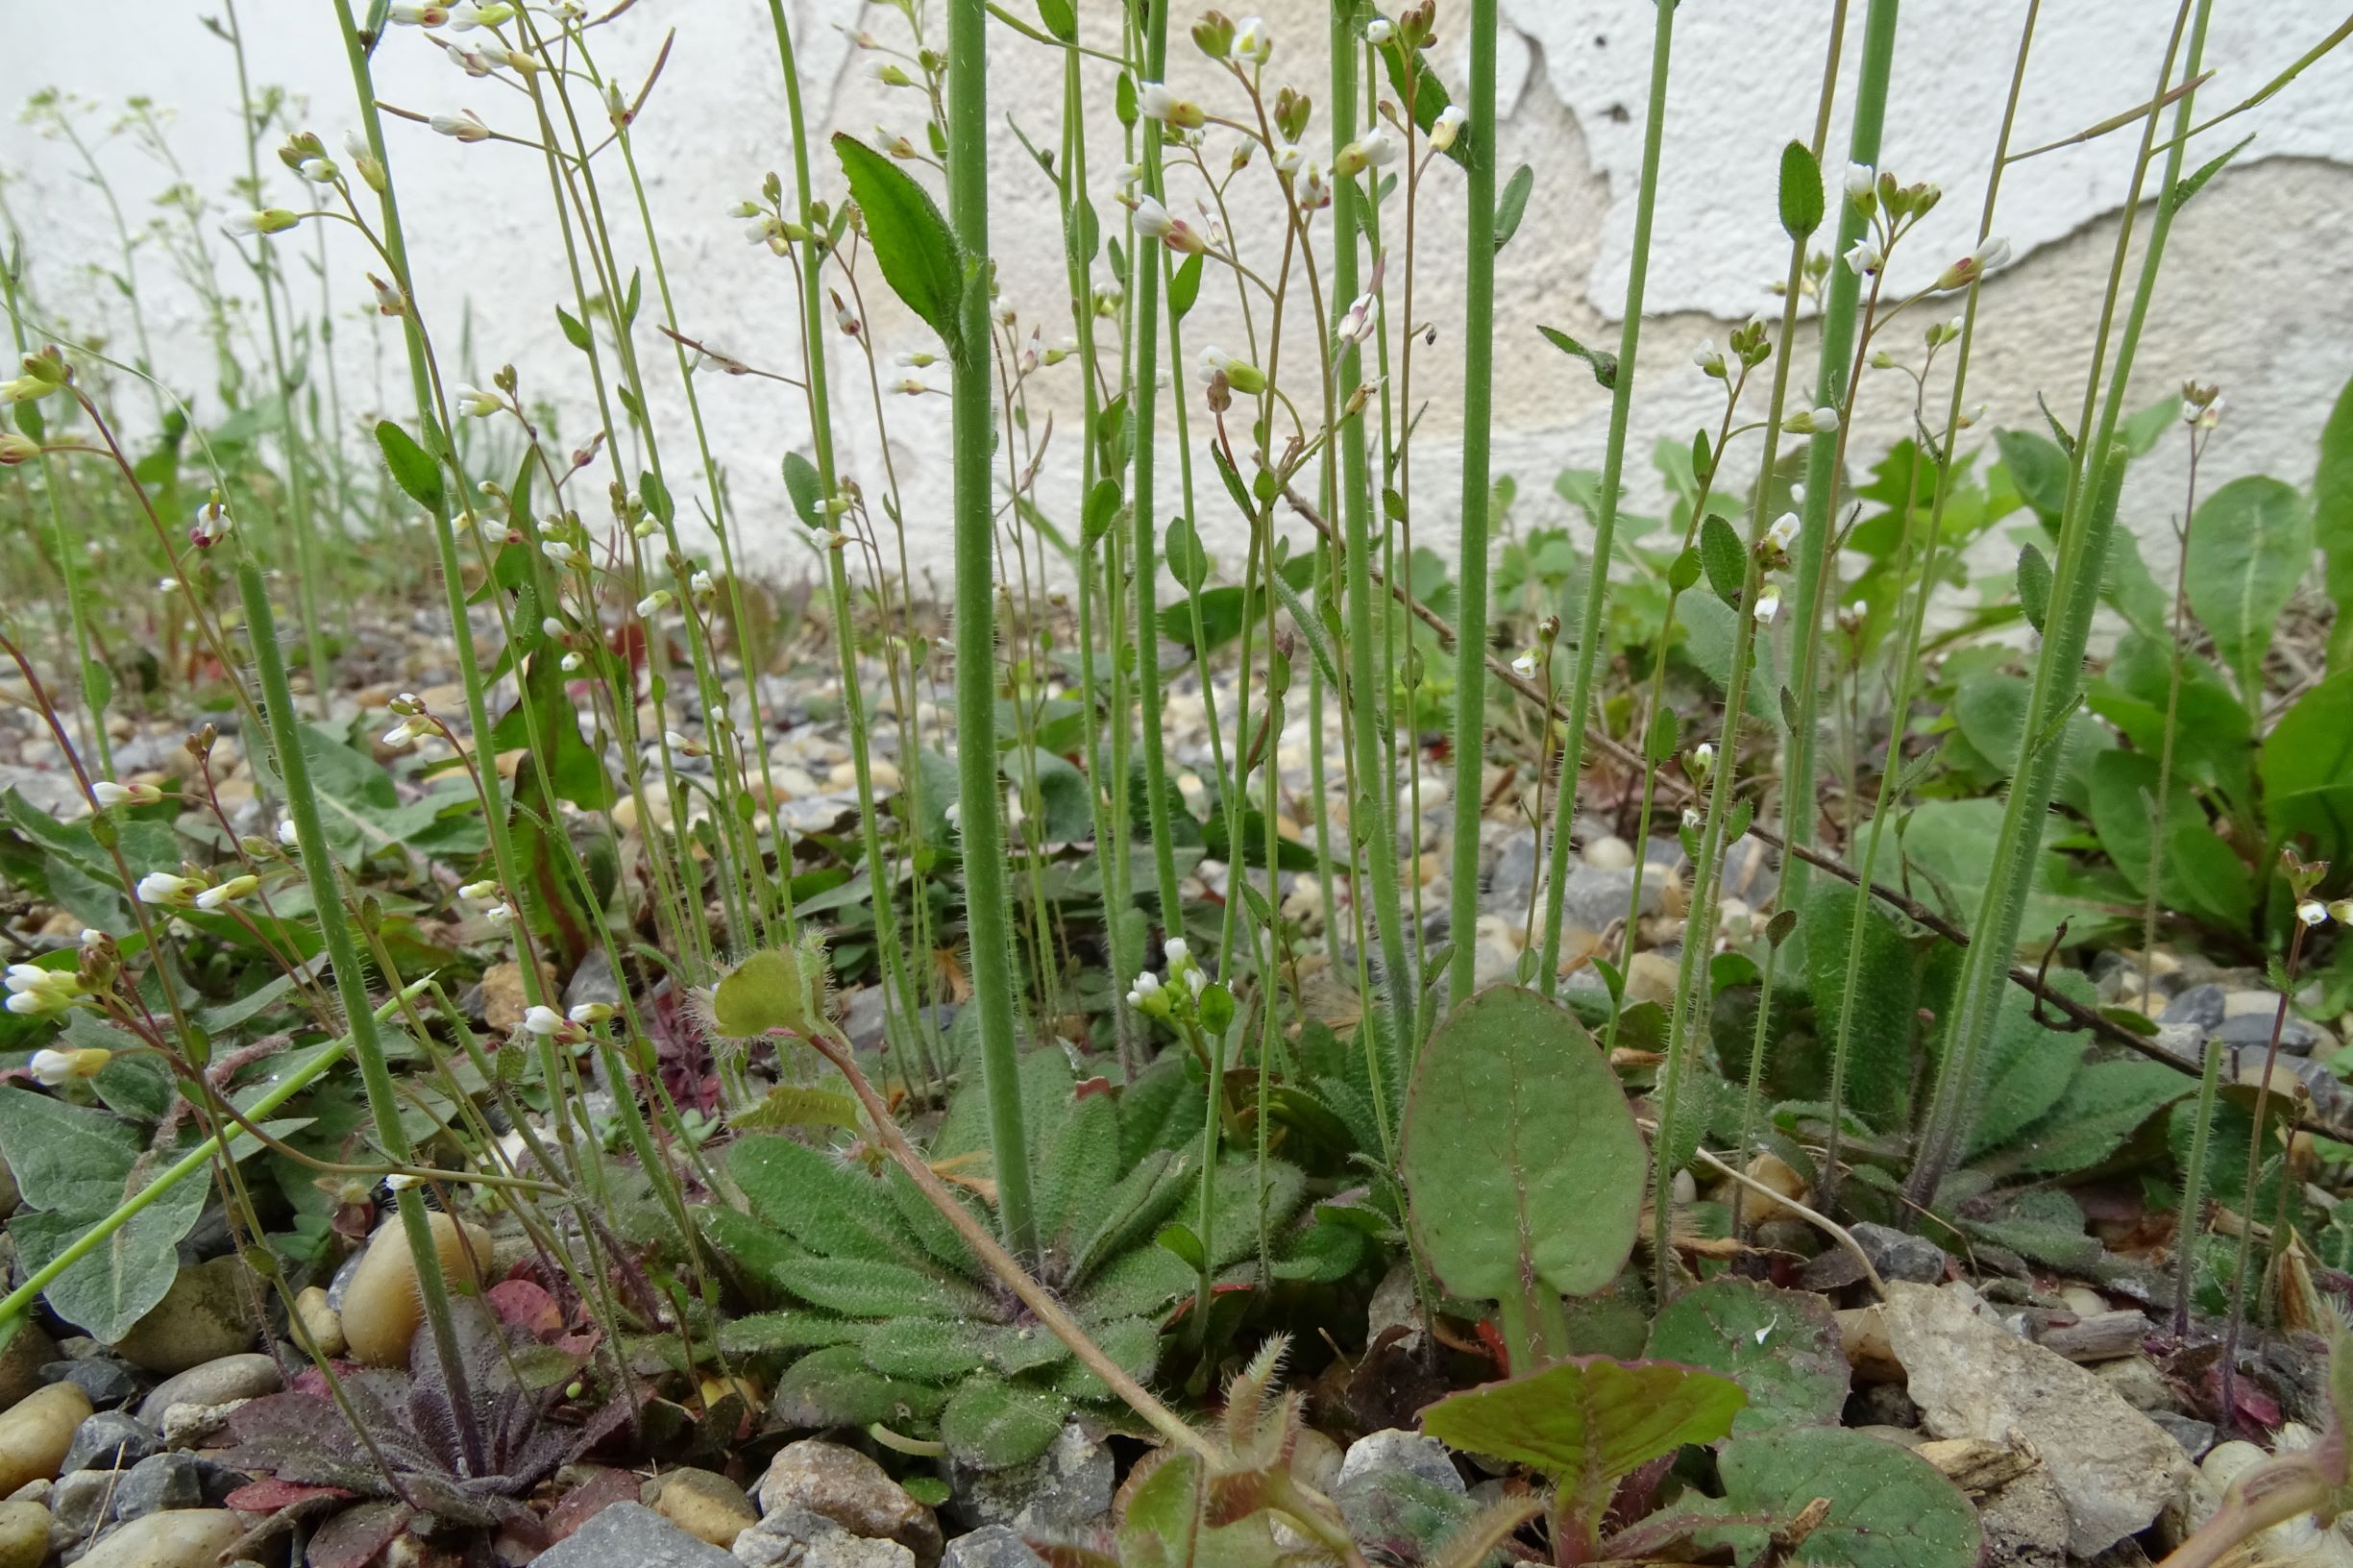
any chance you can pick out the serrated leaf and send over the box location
[2186,475,2313,706]
[941,1373,1066,1469]
[1401,987,1646,1302]
[833,134,965,355]
[1644,1280,1847,1434]
[863,1316,990,1382]
[726,1136,912,1261]
[1423,1357,1746,1515]
[732,1084,861,1133]
[374,419,444,512]
[714,1310,869,1358]
[1778,140,1824,240]
[770,1255,996,1320]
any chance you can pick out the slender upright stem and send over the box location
[1334,1,1415,1071]
[1534,0,1678,994]
[1129,0,1186,943]
[944,0,1038,1258]
[237,555,478,1474]
[1442,0,1499,1012]
[1782,0,1900,902]
[1912,0,2207,1210]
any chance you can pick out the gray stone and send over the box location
[49,1466,113,1536]
[1974,1462,2071,1568]
[1335,1430,1463,1496]
[736,1505,917,1568]
[2091,1357,2173,1412]
[135,1354,280,1426]
[62,1412,158,1476]
[940,1525,1047,1568]
[535,1503,740,1567]
[754,1440,941,1567]
[2214,1010,2326,1052]
[2160,984,2227,1032]
[564,948,623,1012]
[1850,1222,1951,1286]
[2149,1410,2217,1459]
[1881,1282,2189,1557]
[40,1359,139,1409]
[110,1452,202,1521]
[948,1424,1113,1537]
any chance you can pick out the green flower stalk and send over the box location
[1129,0,1187,946]
[944,0,1039,1259]
[1911,0,2208,1212]
[1443,0,1499,1013]
[1781,0,1899,908]
[1533,0,1677,996]
[1334,0,1415,1068]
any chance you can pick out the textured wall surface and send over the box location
[5,1,2349,581]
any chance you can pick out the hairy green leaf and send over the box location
[1401,987,1646,1302]
[1644,1280,1847,1434]
[833,133,966,355]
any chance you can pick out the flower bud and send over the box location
[1428,105,1466,153]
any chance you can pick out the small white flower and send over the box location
[1164,937,1189,968]
[387,2,450,22]
[1681,808,1703,830]
[1693,743,1716,772]
[1232,14,1272,63]
[666,729,707,758]
[30,1048,86,1084]
[453,383,502,417]
[691,571,716,599]
[1784,405,1840,435]
[484,902,516,927]
[523,1004,567,1036]
[1364,16,1393,44]
[1428,105,1467,153]
[1789,481,1806,504]
[1752,585,1782,625]
[1134,970,1162,996]
[382,719,423,749]
[136,871,198,907]
[278,818,301,848]
[1510,650,1537,679]
[1844,238,1882,276]
[2298,898,2329,927]
[298,157,338,184]
[1936,234,2012,290]
[560,651,584,672]
[429,109,493,143]
[195,875,257,911]
[92,780,161,808]
[1186,967,1208,996]
[567,1002,614,1025]
[541,540,586,570]
[1337,290,1381,347]
[1692,337,1722,373]
[1765,511,1801,551]
[1137,83,1204,130]
[1271,142,1305,178]
[1845,161,1875,199]
[637,590,673,617]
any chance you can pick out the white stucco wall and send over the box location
[5,2,2349,584]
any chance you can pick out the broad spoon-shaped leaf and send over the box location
[1399,986,1645,1311]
